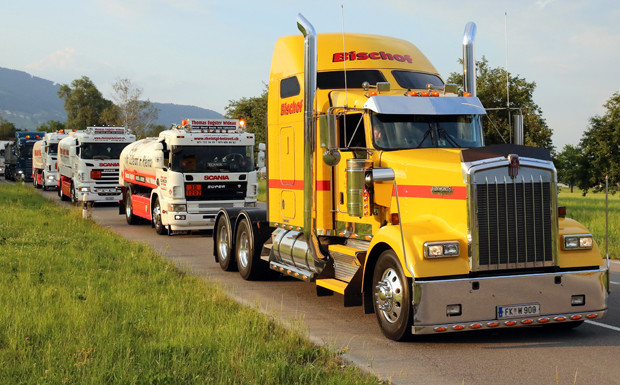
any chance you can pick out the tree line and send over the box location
[0,76,163,140]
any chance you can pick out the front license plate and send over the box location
[497,303,540,319]
[105,196,114,200]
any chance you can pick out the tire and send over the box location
[152,197,167,235]
[235,218,265,280]
[125,189,139,225]
[70,184,78,204]
[215,217,236,271]
[60,182,69,201]
[372,250,412,341]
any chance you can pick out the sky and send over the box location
[1,0,619,150]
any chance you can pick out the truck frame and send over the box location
[213,15,608,340]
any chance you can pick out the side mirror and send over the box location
[319,114,340,166]
[153,142,165,168]
[257,143,265,169]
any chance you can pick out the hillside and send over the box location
[0,67,223,129]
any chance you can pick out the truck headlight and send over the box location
[563,234,593,250]
[424,241,460,258]
[79,187,90,192]
[168,204,187,212]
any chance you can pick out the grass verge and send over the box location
[0,183,381,385]
[558,189,619,259]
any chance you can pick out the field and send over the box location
[0,183,381,385]
[558,188,619,259]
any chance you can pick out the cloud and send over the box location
[25,47,77,71]
[534,0,556,9]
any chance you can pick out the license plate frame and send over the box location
[497,303,540,319]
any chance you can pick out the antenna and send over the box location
[505,12,511,142]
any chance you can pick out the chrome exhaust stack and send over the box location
[269,13,326,270]
[463,22,477,96]
[297,13,317,240]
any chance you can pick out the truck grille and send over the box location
[93,168,119,185]
[473,173,554,271]
[184,181,247,201]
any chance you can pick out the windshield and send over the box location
[48,143,59,155]
[371,113,483,150]
[170,145,255,173]
[80,142,128,159]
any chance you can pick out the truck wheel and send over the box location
[70,184,78,204]
[216,217,236,271]
[372,250,412,341]
[235,217,265,280]
[152,197,168,235]
[125,189,139,225]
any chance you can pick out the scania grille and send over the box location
[184,181,247,201]
[93,168,119,184]
[475,177,553,270]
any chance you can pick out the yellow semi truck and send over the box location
[213,14,608,340]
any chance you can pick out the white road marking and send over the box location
[611,281,620,285]
[585,320,620,332]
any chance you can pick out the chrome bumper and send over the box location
[412,268,608,334]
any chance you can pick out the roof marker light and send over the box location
[463,92,472,97]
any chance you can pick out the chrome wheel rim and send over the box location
[218,224,229,261]
[153,203,162,229]
[125,194,132,218]
[238,229,250,268]
[375,267,403,324]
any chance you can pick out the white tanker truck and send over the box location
[58,127,135,203]
[118,119,264,235]
[32,130,68,190]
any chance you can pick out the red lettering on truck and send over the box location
[281,100,304,115]
[333,51,412,63]
[204,175,230,181]
[99,163,119,167]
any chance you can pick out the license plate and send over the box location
[105,196,114,200]
[497,303,540,319]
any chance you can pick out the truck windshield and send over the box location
[48,143,59,155]
[371,113,483,150]
[170,145,255,173]
[80,143,128,159]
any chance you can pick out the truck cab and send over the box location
[58,127,135,203]
[5,132,45,182]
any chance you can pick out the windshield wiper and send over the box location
[415,123,434,149]
[436,126,460,148]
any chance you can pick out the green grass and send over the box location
[558,188,619,259]
[258,178,266,202]
[0,183,381,385]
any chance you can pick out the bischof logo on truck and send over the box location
[204,175,230,181]
[281,100,303,115]
[332,51,413,63]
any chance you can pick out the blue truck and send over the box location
[4,131,45,182]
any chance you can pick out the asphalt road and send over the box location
[9,179,619,385]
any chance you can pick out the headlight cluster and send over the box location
[424,241,460,258]
[168,204,187,212]
[563,234,593,250]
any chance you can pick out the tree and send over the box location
[110,78,159,138]
[36,120,65,133]
[225,85,268,144]
[58,76,118,131]
[576,92,620,194]
[0,115,17,139]
[555,144,583,192]
[447,57,553,150]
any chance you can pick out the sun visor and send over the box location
[363,95,486,115]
